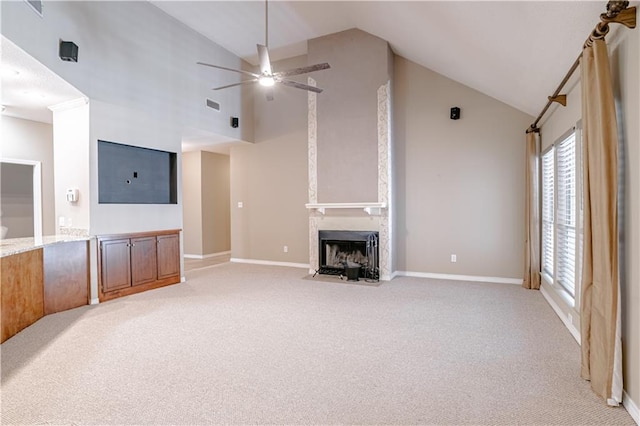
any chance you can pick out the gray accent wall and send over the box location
[308,29,392,203]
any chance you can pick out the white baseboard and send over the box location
[540,285,581,344]
[623,390,639,425]
[89,298,100,305]
[230,258,309,269]
[395,271,522,285]
[184,251,231,260]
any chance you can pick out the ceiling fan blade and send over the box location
[212,79,258,91]
[197,62,259,78]
[274,63,331,78]
[257,44,272,75]
[278,79,324,93]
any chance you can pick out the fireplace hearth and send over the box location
[316,230,379,281]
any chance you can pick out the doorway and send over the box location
[0,158,43,239]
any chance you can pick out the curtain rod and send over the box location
[527,0,636,133]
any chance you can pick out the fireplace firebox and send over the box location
[316,230,379,281]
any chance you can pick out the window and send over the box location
[540,128,581,302]
[556,133,577,296]
[541,149,555,279]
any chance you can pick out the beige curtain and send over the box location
[523,130,540,290]
[580,38,622,405]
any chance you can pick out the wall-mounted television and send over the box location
[98,140,177,204]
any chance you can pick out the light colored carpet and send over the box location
[0,263,635,425]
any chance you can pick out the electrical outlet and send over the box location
[58,216,65,227]
[237,201,243,208]
[283,245,288,253]
[451,254,457,263]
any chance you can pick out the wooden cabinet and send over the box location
[1,239,89,343]
[131,237,158,286]
[98,230,180,302]
[43,240,89,315]
[101,238,132,292]
[1,249,44,343]
[157,234,180,280]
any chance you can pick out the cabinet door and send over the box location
[157,233,180,280]
[44,240,89,315]
[101,239,131,292]
[1,249,44,343]
[131,237,158,286]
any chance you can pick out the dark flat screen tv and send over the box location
[98,140,177,204]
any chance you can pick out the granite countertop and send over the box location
[0,235,93,258]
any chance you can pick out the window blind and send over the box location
[541,148,555,279]
[556,133,577,296]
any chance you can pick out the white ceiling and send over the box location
[152,0,611,116]
[0,1,619,146]
[1,36,85,124]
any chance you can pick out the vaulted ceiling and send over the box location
[152,1,611,117]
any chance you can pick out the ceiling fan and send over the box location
[197,0,330,101]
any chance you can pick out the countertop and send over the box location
[0,235,92,258]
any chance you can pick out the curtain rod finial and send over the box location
[602,4,636,28]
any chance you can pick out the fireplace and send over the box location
[317,230,379,281]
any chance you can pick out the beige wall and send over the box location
[230,56,309,264]
[182,151,203,255]
[393,56,533,279]
[539,26,639,411]
[183,151,230,257]
[0,116,55,235]
[201,151,230,255]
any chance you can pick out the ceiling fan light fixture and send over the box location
[197,0,329,101]
[259,76,275,87]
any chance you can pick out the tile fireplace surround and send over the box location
[306,80,393,280]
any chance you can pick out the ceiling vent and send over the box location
[25,0,43,17]
[206,99,220,111]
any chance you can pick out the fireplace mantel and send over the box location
[305,202,386,216]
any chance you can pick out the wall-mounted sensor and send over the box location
[230,116,239,128]
[450,107,461,120]
[66,188,79,203]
